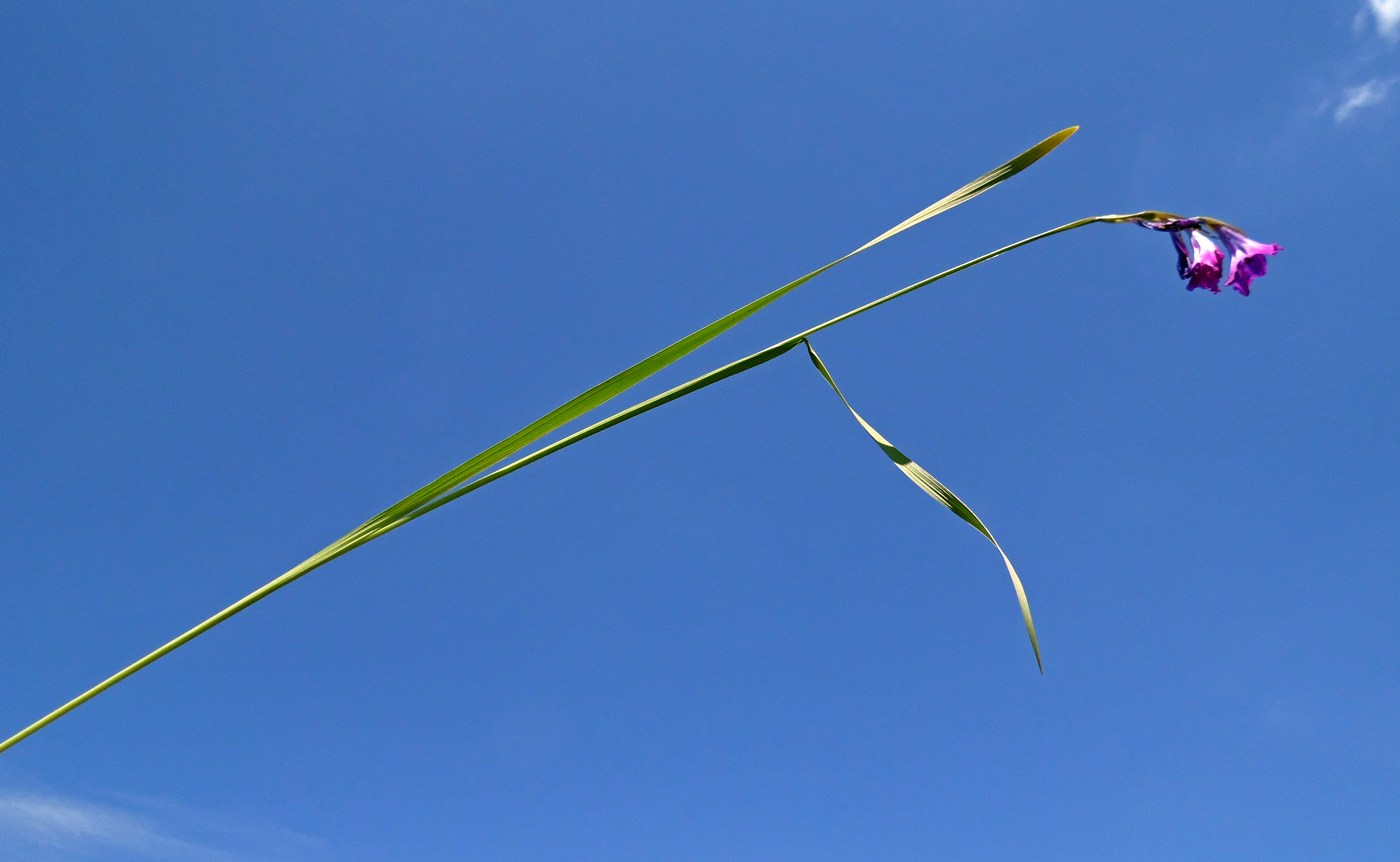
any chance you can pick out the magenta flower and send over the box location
[1172,228,1225,293]
[1216,225,1283,297]
[1135,217,1281,296]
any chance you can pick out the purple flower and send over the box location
[1136,217,1281,297]
[1170,229,1225,293]
[1216,225,1283,297]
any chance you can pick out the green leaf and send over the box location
[0,128,1078,754]
[342,126,1080,544]
[421,213,1114,541]
[854,126,1078,254]
[801,339,1042,671]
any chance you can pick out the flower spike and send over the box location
[1134,216,1280,296]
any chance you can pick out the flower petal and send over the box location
[1217,226,1282,296]
[1184,233,1224,293]
[1170,230,1192,279]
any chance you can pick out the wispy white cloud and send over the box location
[1333,77,1398,121]
[0,791,320,861]
[0,793,191,858]
[1358,0,1400,41]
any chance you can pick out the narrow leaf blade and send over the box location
[0,129,1081,754]
[854,126,1078,253]
[347,127,1081,539]
[803,340,1042,671]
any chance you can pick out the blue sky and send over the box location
[2,2,1397,859]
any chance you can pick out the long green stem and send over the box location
[327,128,1080,552]
[0,208,1142,755]
[389,214,1128,523]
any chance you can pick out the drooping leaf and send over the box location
[801,339,1042,671]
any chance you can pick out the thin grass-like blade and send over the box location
[344,127,1079,542]
[854,127,1078,254]
[0,130,1079,754]
[801,340,1042,671]
[404,214,1117,530]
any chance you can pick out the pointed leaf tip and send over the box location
[854,125,1082,254]
[1031,126,1078,157]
